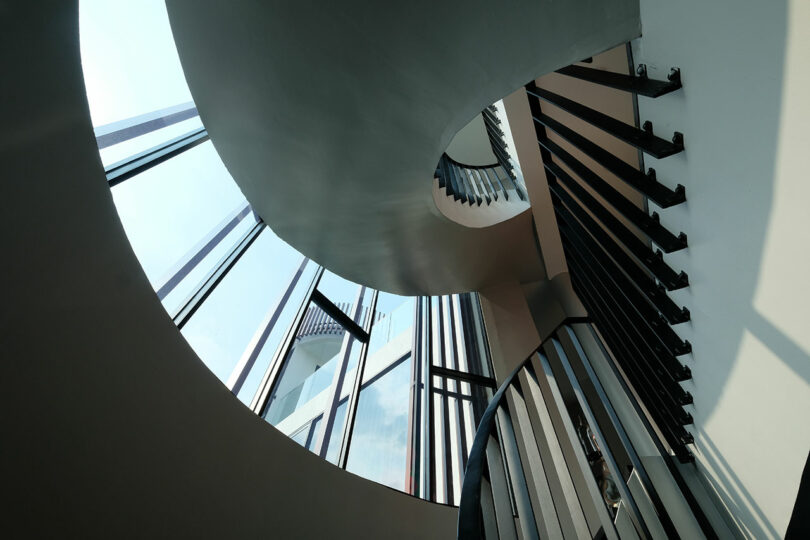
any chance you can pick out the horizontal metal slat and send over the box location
[554,192,689,330]
[558,217,692,382]
[567,274,695,459]
[532,110,685,208]
[527,85,683,158]
[555,65,682,98]
[553,194,693,354]
[551,180,690,295]
[540,138,687,252]
[551,184,689,326]
[564,267,695,430]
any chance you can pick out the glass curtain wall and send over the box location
[80,0,497,505]
[345,294,416,489]
[423,294,495,505]
[256,289,495,500]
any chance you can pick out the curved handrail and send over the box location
[455,318,712,540]
[457,318,586,538]
[457,358,527,538]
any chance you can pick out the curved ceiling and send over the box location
[166,0,640,295]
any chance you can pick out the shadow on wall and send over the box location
[636,0,809,537]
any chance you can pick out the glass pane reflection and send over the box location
[365,294,415,376]
[181,229,307,383]
[235,261,319,405]
[346,355,412,490]
[325,401,348,464]
[263,294,361,464]
[111,141,246,288]
[264,305,347,428]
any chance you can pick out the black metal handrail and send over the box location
[456,320,717,539]
[457,354,529,539]
[457,319,656,539]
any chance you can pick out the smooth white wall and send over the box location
[633,1,810,537]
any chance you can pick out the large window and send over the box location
[80,0,496,505]
[261,273,373,464]
[109,141,247,292]
[346,354,413,490]
[80,0,202,166]
[180,230,313,383]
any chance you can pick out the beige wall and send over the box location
[479,281,542,381]
[480,273,586,383]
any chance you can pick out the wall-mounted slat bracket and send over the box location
[556,65,682,98]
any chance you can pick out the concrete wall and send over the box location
[0,3,457,537]
[632,1,810,537]
[445,114,497,166]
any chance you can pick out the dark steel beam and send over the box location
[430,365,496,389]
[310,289,369,343]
